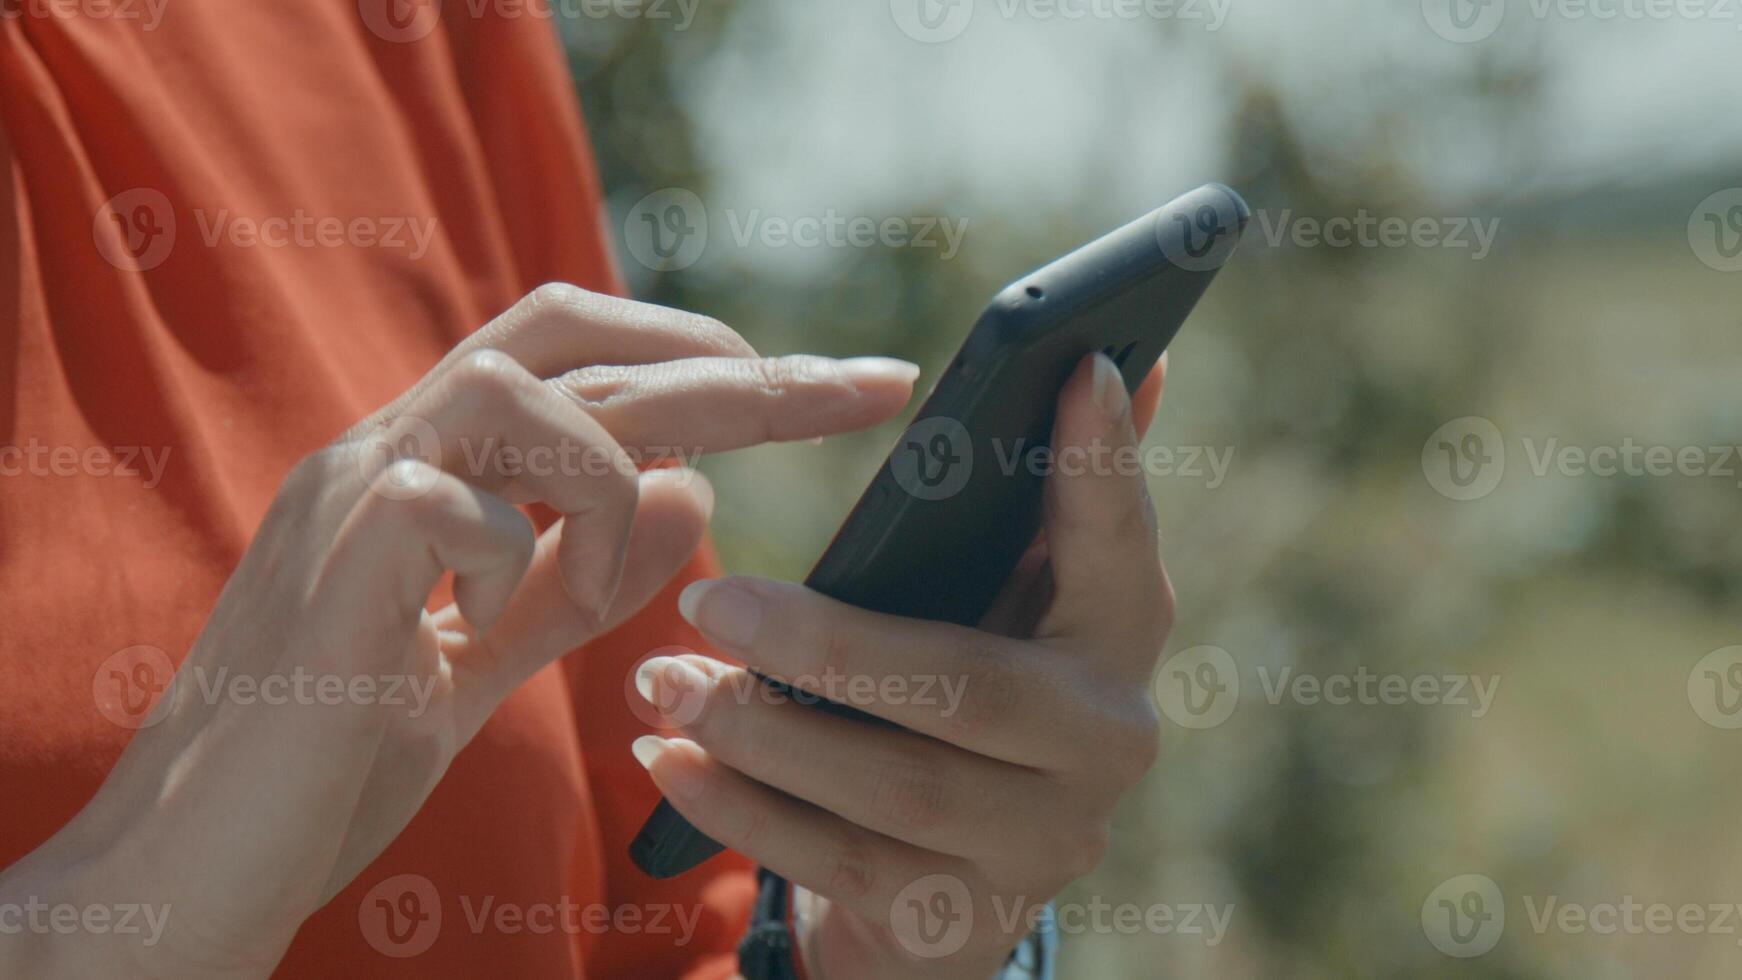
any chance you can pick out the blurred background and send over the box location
[554,2,1742,975]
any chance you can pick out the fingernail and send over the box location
[1091,353,1130,425]
[678,579,762,649]
[592,578,620,626]
[631,735,704,800]
[839,357,921,387]
[635,655,711,715]
[632,734,668,769]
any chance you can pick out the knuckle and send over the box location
[942,643,1021,740]
[556,364,627,409]
[679,310,753,357]
[690,312,735,343]
[1107,703,1162,784]
[367,461,446,512]
[819,833,879,905]
[454,349,530,410]
[1060,824,1110,879]
[527,281,593,314]
[866,750,948,832]
[746,356,807,401]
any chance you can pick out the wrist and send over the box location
[0,806,278,980]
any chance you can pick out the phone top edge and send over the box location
[969,183,1249,353]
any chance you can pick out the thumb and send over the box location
[1034,353,1170,658]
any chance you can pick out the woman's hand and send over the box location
[0,285,918,979]
[632,352,1172,979]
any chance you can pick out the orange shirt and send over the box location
[0,3,751,976]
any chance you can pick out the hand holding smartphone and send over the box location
[632,183,1250,878]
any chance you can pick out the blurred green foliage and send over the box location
[563,4,1742,976]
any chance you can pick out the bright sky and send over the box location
[674,0,1740,238]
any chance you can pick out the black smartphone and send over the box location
[631,182,1250,878]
